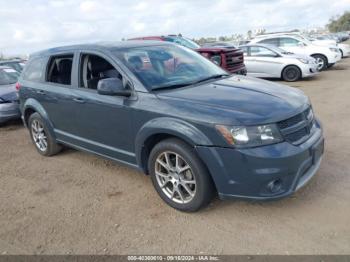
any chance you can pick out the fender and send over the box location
[22,98,56,140]
[135,117,212,170]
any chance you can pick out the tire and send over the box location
[148,138,215,212]
[311,54,328,71]
[28,113,62,156]
[282,65,301,82]
[340,49,344,58]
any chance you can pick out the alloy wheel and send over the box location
[155,151,196,204]
[315,57,325,71]
[31,119,48,152]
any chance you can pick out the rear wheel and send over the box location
[312,54,328,71]
[282,65,301,82]
[28,113,62,156]
[148,138,215,212]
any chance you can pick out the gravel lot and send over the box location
[0,53,350,255]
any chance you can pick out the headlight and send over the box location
[329,47,339,53]
[297,58,309,64]
[210,55,221,65]
[216,124,283,148]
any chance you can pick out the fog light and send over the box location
[267,179,282,193]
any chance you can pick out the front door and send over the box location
[65,52,137,164]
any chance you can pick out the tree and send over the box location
[327,11,350,32]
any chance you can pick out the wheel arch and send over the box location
[23,98,56,139]
[135,117,212,174]
[310,53,328,64]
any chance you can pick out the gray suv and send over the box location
[19,41,324,211]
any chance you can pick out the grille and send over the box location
[224,51,244,69]
[277,107,314,144]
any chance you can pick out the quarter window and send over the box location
[46,55,73,85]
[22,57,46,82]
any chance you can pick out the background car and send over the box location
[250,34,341,70]
[240,44,318,81]
[0,59,26,73]
[129,35,247,75]
[0,66,21,124]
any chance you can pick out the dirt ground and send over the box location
[1,53,350,255]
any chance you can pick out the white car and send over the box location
[239,44,318,82]
[250,35,341,71]
[310,36,350,58]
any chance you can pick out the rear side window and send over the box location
[46,55,74,85]
[259,38,280,46]
[22,57,46,82]
[279,37,300,47]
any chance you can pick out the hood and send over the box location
[156,75,309,125]
[0,84,18,102]
[283,53,316,63]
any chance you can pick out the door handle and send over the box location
[36,90,45,95]
[73,97,86,103]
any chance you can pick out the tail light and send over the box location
[15,82,21,91]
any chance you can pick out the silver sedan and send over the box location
[239,44,319,82]
[0,66,20,124]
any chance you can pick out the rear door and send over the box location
[35,53,79,136]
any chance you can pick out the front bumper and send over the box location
[196,121,324,200]
[300,63,319,78]
[328,52,341,64]
[0,102,21,123]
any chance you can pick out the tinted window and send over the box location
[250,46,277,57]
[259,38,279,46]
[46,55,73,85]
[22,57,46,82]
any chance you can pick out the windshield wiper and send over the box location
[151,74,230,91]
[152,82,194,91]
[192,74,230,85]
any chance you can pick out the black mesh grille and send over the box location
[277,107,314,144]
[285,128,309,142]
[277,113,304,130]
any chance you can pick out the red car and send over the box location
[129,35,247,75]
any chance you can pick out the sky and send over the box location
[1,0,350,55]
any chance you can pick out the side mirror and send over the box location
[97,78,132,97]
[297,42,305,47]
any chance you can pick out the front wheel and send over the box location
[148,138,215,212]
[312,54,328,71]
[282,65,301,82]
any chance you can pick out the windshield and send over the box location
[0,68,20,85]
[114,44,227,90]
[164,37,200,49]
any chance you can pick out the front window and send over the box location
[114,44,227,90]
[0,68,20,85]
[164,37,200,49]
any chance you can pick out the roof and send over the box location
[31,40,172,57]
